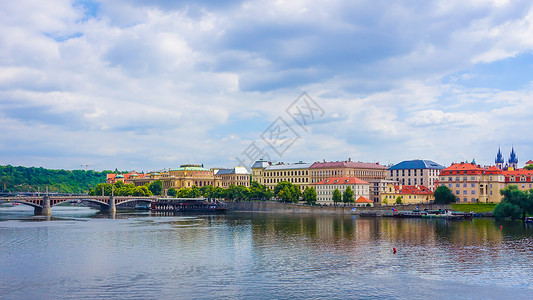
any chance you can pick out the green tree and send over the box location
[226,184,249,201]
[176,187,191,198]
[190,185,202,198]
[200,185,214,198]
[525,164,533,170]
[395,196,403,204]
[148,180,163,195]
[302,187,317,205]
[210,187,227,199]
[249,181,272,200]
[167,188,177,197]
[342,186,354,203]
[274,181,301,203]
[434,185,456,204]
[494,185,533,220]
[133,185,152,196]
[332,188,342,206]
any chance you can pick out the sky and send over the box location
[1,0,533,172]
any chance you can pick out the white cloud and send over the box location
[1,0,533,171]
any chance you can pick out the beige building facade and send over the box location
[381,183,434,205]
[215,167,250,188]
[252,160,312,192]
[438,163,505,203]
[313,177,370,205]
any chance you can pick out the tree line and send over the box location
[0,165,110,193]
[87,180,321,205]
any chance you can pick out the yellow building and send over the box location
[215,167,250,188]
[132,164,222,194]
[252,160,311,192]
[437,163,505,203]
[381,183,434,205]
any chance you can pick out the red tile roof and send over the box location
[388,185,433,195]
[355,196,373,203]
[313,177,370,185]
[310,161,387,169]
[526,160,533,165]
[440,163,502,176]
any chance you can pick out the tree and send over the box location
[167,188,177,197]
[225,184,249,201]
[190,186,202,198]
[332,188,342,206]
[274,181,301,203]
[525,164,533,170]
[342,186,354,204]
[434,185,456,204]
[302,187,317,205]
[148,180,162,195]
[395,196,403,205]
[249,181,272,201]
[494,185,533,220]
[176,187,191,198]
[200,185,214,198]
[133,185,152,196]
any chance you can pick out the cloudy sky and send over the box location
[1,0,533,172]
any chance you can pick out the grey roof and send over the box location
[264,163,312,171]
[388,159,445,170]
[215,167,249,175]
[251,160,270,169]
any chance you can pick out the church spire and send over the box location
[495,147,504,164]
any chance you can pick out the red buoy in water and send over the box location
[393,248,397,254]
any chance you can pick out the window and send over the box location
[456,191,460,195]
[471,177,475,180]
[471,190,475,195]
[471,183,475,187]
[463,183,467,187]
[456,183,460,187]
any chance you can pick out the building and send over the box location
[437,163,505,203]
[367,179,399,204]
[313,177,370,205]
[132,164,222,193]
[309,159,387,183]
[215,167,250,188]
[387,159,445,191]
[106,172,144,185]
[381,183,434,205]
[502,169,533,192]
[355,196,374,207]
[251,160,312,192]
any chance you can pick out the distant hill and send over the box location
[0,165,111,193]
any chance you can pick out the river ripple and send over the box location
[1,207,532,299]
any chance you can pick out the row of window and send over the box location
[265,170,309,177]
[264,177,309,184]
[389,169,440,177]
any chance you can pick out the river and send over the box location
[1,206,532,299]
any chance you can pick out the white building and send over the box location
[313,177,370,205]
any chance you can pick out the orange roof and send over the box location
[355,196,373,203]
[503,169,533,177]
[440,163,502,175]
[388,185,433,195]
[313,177,369,185]
[107,174,117,180]
[526,160,533,165]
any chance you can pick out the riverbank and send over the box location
[226,201,496,217]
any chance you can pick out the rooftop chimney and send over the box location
[348,158,351,162]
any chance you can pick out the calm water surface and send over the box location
[1,206,532,299]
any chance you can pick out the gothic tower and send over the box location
[508,147,518,170]
[495,147,504,170]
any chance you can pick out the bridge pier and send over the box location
[108,196,116,214]
[35,196,52,216]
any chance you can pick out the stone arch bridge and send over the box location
[0,195,158,216]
